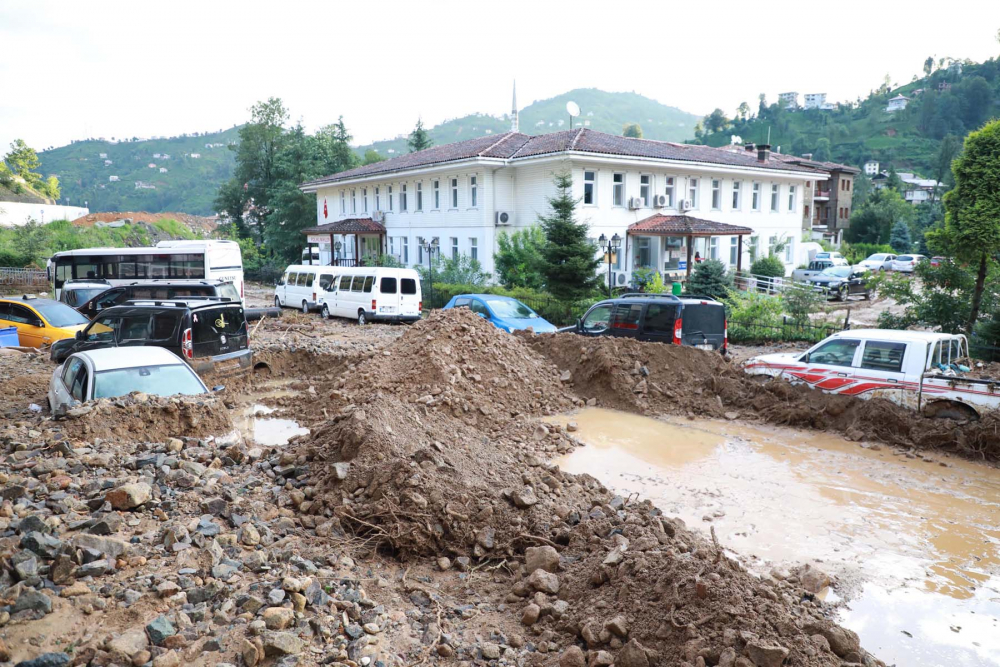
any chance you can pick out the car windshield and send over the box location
[93,364,206,399]
[820,267,852,278]
[30,301,89,327]
[867,254,887,261]
[65,288,108,307]
[484,298,538,319]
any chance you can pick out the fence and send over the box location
[0,267,48,289]
[728,315,848,344]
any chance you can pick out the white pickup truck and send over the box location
[743,329,1000,419]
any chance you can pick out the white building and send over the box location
[190,153,201,159]
[864,161,879,176]
[886,95,909,112]
[159,167,168,173]
[778,92,799,108]
[109,175,120,182]
[99,153,108,159]
[300,128,827,281]
[803,93,827,110]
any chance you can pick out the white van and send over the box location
[274,265,336,313]
[316,267,422,325]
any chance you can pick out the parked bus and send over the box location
[47,240,245,302]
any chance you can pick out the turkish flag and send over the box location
[323,198,328,219]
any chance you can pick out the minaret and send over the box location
[511,80,519,133]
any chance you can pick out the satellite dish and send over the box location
[566,101,581,117]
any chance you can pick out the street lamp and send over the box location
[597,233,622,297]
[421,238,439,308]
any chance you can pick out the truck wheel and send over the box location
[358,310,367,326]
[301,301,309,314]
[274,296,282,308]
[838,285,849,301]
[923,401,979,421]
[321,304,331,319]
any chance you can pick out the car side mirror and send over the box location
[33,319,44,328]
[802,353,810,363]
[75,330,84,340]
[576,318,582,330]
[212,385,226,393]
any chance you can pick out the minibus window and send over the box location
[380,277,397,294]
[351,277,363,292]
[339,276,352,290]
[319,274,334,291]
[363,276,374,293]
[401,278,417,295]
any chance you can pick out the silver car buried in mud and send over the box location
[743,329,1000,420]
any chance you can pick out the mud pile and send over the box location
[57,393,234,442]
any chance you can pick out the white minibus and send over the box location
[274,265,421,324]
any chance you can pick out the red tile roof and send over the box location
[301,218,386,235]
[716,145,860,174]
[301,128,825,188]
[627,215,753,237]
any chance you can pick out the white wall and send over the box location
[0,202,89,227]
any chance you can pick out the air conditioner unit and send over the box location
[628,197,644,210]
[611,271,629,286]
[681,199,695,211]
[495,211,512,226]
[372,210,385,222]
[653,194,668,208]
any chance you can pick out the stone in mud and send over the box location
[332,462,351,480]
[13,653,70,667]
[510,486,539,508]
[745,641,788,667]
[803,622,860,659]
[589,650,614,667]
[560,645,586,667]
[521,603,541,625]
[20,532,63,559]
[604,615,628,638]
[105,482,151,511]
[797,565,830,594]
[262,607,295,630]
[107,628,149,659]
[240,523,261,546]
[151,651,180,667]
[263,632,304,656]
[72,534,129,559]
[240,639,261,666]
[525,545,560,573]
[145,615,176,646]
[616,639,648,667]
[13,589,51,614]
[527,569,560,594]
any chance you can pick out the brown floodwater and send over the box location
[549,408,1000,667]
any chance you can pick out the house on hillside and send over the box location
[104,160,113,166]
[190,153,201,159]
[148,163,157,168]
[153,153,162,158]
[159,168,168,173]
[109,175,119,182]
[886,95,909,112]
[803,93,827,110]
[300,127,833,283]
[864,161,879,176]
[134,181,156,190]
[779,92,799,108]
[99,153,107,159]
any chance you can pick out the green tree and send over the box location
[419,254,488,286]
[886,165,904,192]
[264,124,323,263]
[782,285,825,325]
[933,135,962,198]
[737,102,750,120]
[495,226,546,289]
[538,173,601,299]
[923,56,934,76]
[889,219,912,253]
[4,139,41,180]
[314,118,358,176]
[362,149,384,165]
[407,119,432,153]
[928,119,1000,332]
[846,188,914,244]
[704,109,730,134]
[813,137,832,162]
[686,259,733,299]
[750,255,785,279]
[622,123,643,138]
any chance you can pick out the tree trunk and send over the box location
[967,253,988,335]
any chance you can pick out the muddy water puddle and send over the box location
[237,404,309,447]
[550,408,1000,667]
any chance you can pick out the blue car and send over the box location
[442,294,558,333]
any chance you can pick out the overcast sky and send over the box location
[2,0,999,154]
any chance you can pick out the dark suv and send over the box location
[51,298,251,375]
[74,280,241,319]
[563,294,727,352]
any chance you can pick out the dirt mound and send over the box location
[70,211,217,234]
[58,393,233,442]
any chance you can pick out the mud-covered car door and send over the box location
[191,305,248,359]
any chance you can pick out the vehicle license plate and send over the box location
[696,344,713,351]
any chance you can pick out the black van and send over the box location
[564,294,727,352]
[74,280,241,319]
[50,298,251,375]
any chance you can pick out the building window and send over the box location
[417,237,424,265]
[340,190,346,213]
[351,189,357,213]
[387,185,394,211]
[785,240,793,263]
[640,175,651,207]
[470,175,478,208]
[768,235,777,257]
[583,171,596,205]
[415,182,423,211]
[469,237,478,260]
[732,181,742,210]
[752,182,761,211]
[401,236,408,264]
[788,185,796,212]
[709,236,719,260]
[729,237,739,265]
[664,177,675,207]
[375,187,380,211]
[711,179,721,210]
[389,237,396,258]
[451,178,458,208]
[804,204,810,219]
[846,179,851,191]
[450,237,459,260]
[433,180,440,209]
[400,184,408,211]
[636,237,651,267]
[362,188,368,212]
[770,184,779,212]
[688,178,698,208]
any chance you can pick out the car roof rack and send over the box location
[678,294,722,303]
[127,279,223,286]
[619,293,682,302]
[64,278,111,285]
[123,296,232,307]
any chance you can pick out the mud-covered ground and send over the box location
[2,299,997,667]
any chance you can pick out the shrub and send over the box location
[686,259,732,299]
[495,226,546,290]
[750,255,786,278]
[841,242,894,264]
[631,267,657,290]
[782,285,825,325]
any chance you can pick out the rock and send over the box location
[481,643,501,660]
[437,556,452,571]
[797,565,831,594]
[240,523,261,546]
[332,462,351,480]
[145,616,176,646]
[267,589,285,605]
[72,534,129,559]
[718,647,737,667]
[13,653,70,667]
[454,556,471,571]
[263,632,304,656]
[525,545,560,573]
[746,641,789,667]
[521,603,541,625]
[60,582,91,598]
[240,638,260,667]
[476,527,495,549]
[590,650,614,667]
[527,569,560,594]
[151,651,180,667]
[511,486,539,508]
[616,639,648,667]
[21,531,63,559]
[560,645,586,667]
[107,628,149,658]
[605,615,628,638]
[262,607,295,630]
[13,589,52,615]
[105,482,152,511]
[603,544,627,566]
[803,622,860,659]
[132,651,151,667]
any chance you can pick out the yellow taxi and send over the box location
[0,296,90,348]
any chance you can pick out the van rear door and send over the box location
[680,302,726,350]
[399,275,421,317]
[376,274,400,317]
[191,305,248,358]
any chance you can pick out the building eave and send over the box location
[299,156,508,192]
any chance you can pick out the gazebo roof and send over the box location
[301,218,386,235]
[627,215,753,237]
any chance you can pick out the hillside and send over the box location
[37,127,241,216]
[695,57,1000,180]
[357,88,701,158]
